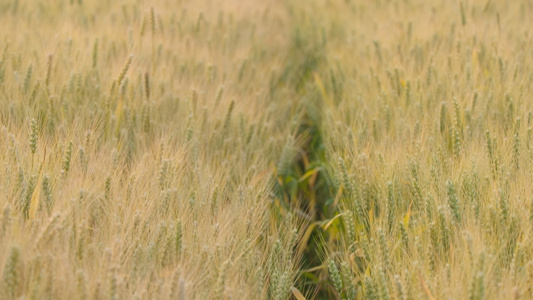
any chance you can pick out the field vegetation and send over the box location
[1,0,533,299]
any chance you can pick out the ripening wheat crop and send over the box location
[1,0,533,299]
[0,0,302,299]
[314,0,533,299]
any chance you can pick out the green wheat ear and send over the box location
[78,146,88,175]
[29,118,37,155]
[62,141,73,176]
[41,174,53,214]
[446,180,461,223]
[104,176,111,201]
[0,205,10,238]
[144,72,150,99]
[23,63,33,93]
[341,262,357,299]
[328,258,343,297]
[45,54,53,90]
[117,56,132,86]
[274,270,289,300]
[3,246,21,299]
[364,275,377,299]
[222,100,235,137]
[150,7,156,36]
[377,266,391,300]
[109,267,118,300]
[460,2,467,26]
[344,212,356,251]
[394,274,405,300]
[158,159,170,190]
[215,260,229,299]
[452,98,462,158]
[92,39,98,68]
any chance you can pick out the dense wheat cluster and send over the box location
[1,0,533,299]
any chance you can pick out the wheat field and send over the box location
[1,0,533,299]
